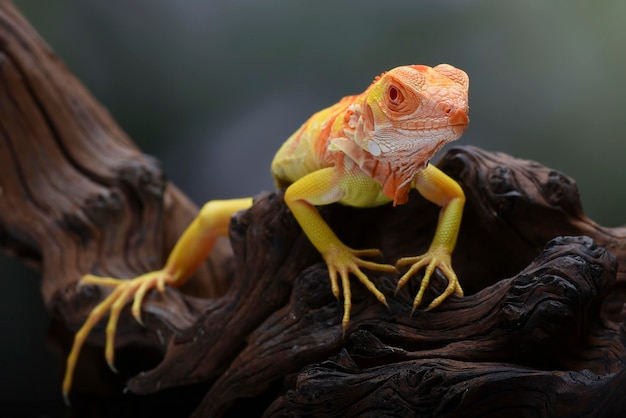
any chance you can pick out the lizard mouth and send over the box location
[452,123,468,136]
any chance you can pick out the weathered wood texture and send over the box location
[0,2,231,306]
[1,2,626,417]
[0,0,231,396]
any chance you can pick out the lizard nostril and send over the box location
[449,108,469,126]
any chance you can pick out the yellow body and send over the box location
[62,64,470,401]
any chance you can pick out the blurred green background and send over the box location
[1,0,625,410]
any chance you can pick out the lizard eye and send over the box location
[387,85,404,106]
[383,80,419,116]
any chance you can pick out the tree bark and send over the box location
[0,0,230,359]
[1,2,625,417]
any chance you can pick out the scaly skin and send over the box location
[62,64,469,402]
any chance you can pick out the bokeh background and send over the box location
[2,0,625,411]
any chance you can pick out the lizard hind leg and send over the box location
[62,270,174,404]
[62,197,254,404]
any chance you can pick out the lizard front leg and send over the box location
[284,167,397,331]
[396,164,465,313]
[63,197,252,403]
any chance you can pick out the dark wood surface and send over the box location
[1,2,625,417]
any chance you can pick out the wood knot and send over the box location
[116,158,165,200]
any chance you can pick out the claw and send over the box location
[79,275,124,287]
[395,246,463,315]
[322,245,395,333]
[132,277,153,325]
[340,270,352,331]
[351,248,384,258]
[328,267,341,300]
[62,270,175,404]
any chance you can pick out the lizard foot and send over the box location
[62,270,175,404]
[395,246,463,315]
[323,245,397,332]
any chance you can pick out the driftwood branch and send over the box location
[0,0,231,401]
[1,2,626,417]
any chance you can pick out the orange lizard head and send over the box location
[342,64,469,204]
[356,63,469,162]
